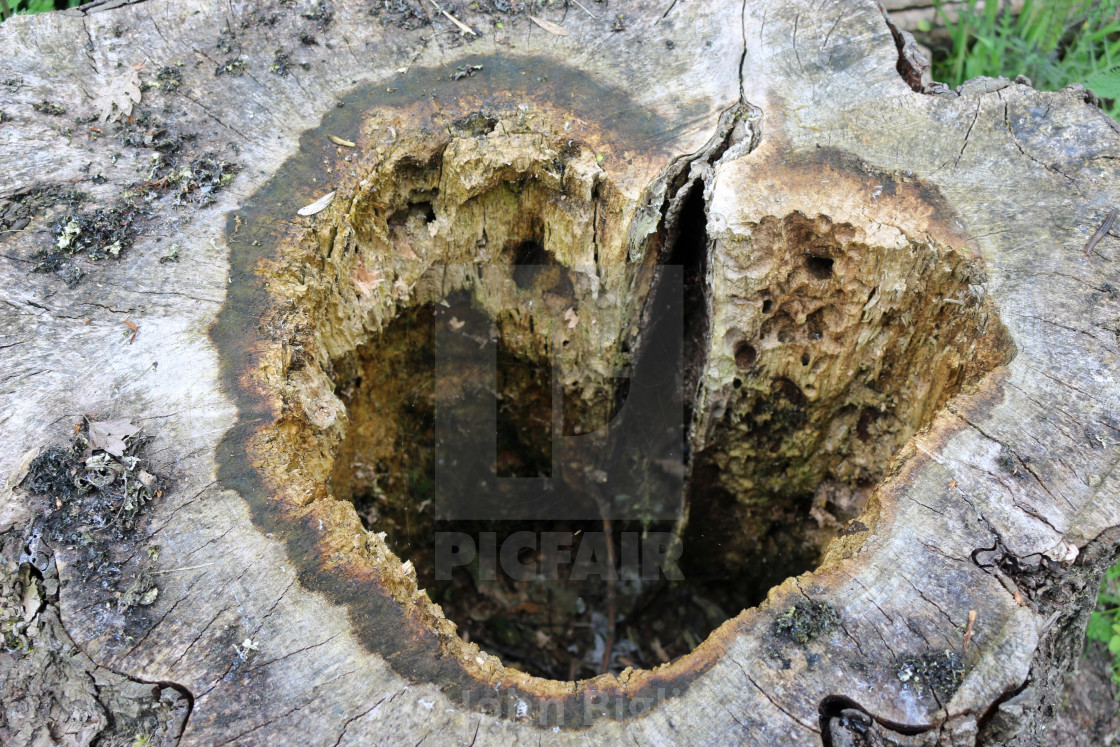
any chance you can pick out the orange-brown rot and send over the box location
[212,54,722,727]
[213,52,1020,727]
[680,122,1019,611]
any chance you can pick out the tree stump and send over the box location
[2,0,1119,744]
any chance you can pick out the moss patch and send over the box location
[773,599,840,644]
[896,650,965,701]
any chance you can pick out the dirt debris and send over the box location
[3,421,187,745]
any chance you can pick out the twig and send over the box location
[427,0,476,36]
[600,515,616,675]
[963,609,977,650]
[571,0,598,18]
[1084,208,1117,262]
[150,562,217,575]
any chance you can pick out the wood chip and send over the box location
[329,135,356,147]
[963,609,977,649]
[297,191,336,217]
[530,16,568,35]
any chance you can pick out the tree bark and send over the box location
[2,0,1119,745]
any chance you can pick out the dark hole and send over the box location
[510,240,573,294]
[331,283,684,680]
[856,407,879,441]
[806,308,826,341]
[762,299,773,314]
[664,180,710,428]
[801,352,810,366]
[496,335,552,478]
[806,255,834,280]
[734,342,757,370]
[389,199,436,227]
[772,377,807,406]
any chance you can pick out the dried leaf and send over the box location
[93,66,143,123]
[6,448,37,492]
[530,16,568,36]
[329,135,356,147]
[57,219,80,250]
[88,417,140,458]
[297,190,336,217]
[21,581,41,622]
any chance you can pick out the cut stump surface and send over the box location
[2,0,1120,745]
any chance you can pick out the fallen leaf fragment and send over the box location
[530,16,568,36]
[93,66,143,122]
[329,135,356,147]
[88,417,141,458]
[6,448,37,492]
[298,190,336,217]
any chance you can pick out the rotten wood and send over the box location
[0,1,1119,745]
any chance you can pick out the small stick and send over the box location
[427,0,476,36]
[571,0,598,18]
[150,562,217,575]
[963,609,977,650]
[600,515,616,675]
[1085,209,1117,262]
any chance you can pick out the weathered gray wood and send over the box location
[1,0,1118,745]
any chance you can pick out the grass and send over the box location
[1089,563,1120,685]
[0,0,86,21]
[931,0,1120,117]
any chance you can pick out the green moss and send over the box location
[35,201,150,285]
[773,600,840,644]
[155,66,183,92]
[25,444,84,503]
[270,49,291,76]
[32,100,66,116]
[27,427,163,541]
[896,650,965,701]
[214,57,247,77]
[300,0,333,28]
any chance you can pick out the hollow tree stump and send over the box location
[2,0,1120,745]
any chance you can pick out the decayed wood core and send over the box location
[685,210,1017,607]
[249,103,1016,687]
